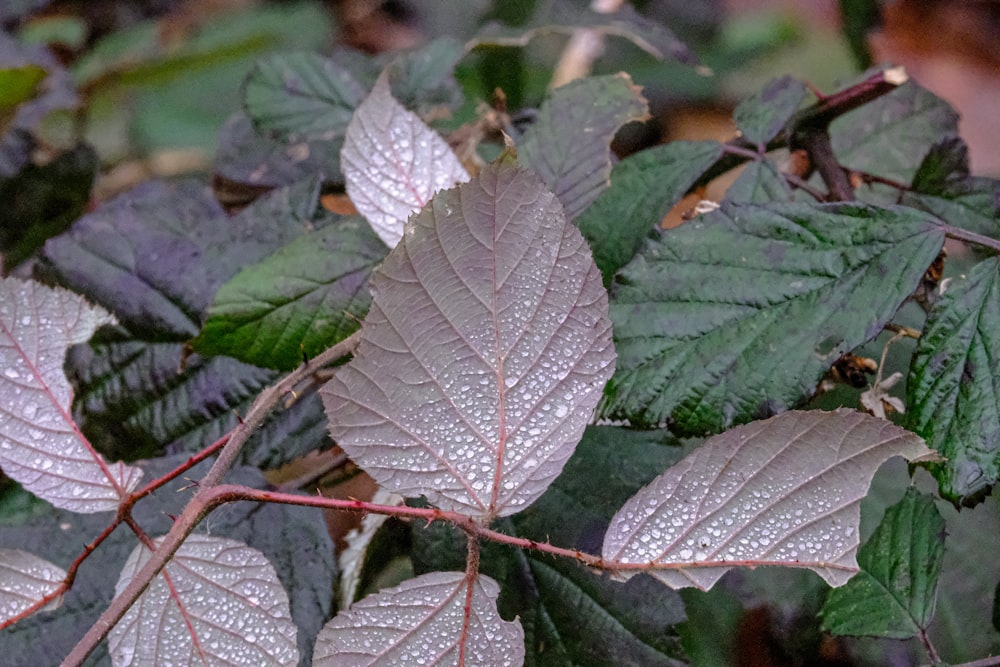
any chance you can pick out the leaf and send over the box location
[323,160,614,519]
[907,257,1000,506]
[0,64,46,112]
[411,425,688,666]
[108,534,299,667]
[243,51,367,142]
[341,72,469,248]
[820,488,945,638]
[0,35,77,177]
[0,277,142,513]
[312,572,524,667]
[733,76,809,146]
[213,112,344,196]
[41,179,226,340]
[602,409,936,591]
[0,455,334,666]
[604,201,946,433]
[574,140,724,285]
[471,1,698,66]
[0,143,97,272]
[724,159,796,204]
[518,73,649,220]
[0,548,66,623]
[383,37,465,117]
[193,216,386,371]
[42,179,336,466]
[902,136,1000,239]
[830,76,959,185]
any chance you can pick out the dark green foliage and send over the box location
[907,258,1000,505]
[603,202,945,433]
[821,489,945,637]
[575,140,724,284]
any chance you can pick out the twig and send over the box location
[918,626,942,665]
[939,222,1000,253]
[203,484,858,577]
[61,331,361,667]
[795,130,854,201]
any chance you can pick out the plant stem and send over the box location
[940,222,1000,253]
[205,484,858,576]
[693,68,909,197]
[60,331,361,667]
[918,627,941,664]
[458,534,482,667]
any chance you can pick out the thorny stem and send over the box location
[61,331,361,667]
[692,67,910,199]
[918,627,942,665]
[0,433,233,632]
[458,534,482,667]
[206,484,858,576]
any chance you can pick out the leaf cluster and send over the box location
[3,4,1000,666]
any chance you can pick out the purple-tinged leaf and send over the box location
[108,534,298,667]
[519,73,649,220]
[341,72,469,247]
[0,277,142,513]
[0,455,333,665]
[0,549,66,624]
[602,410,936,591]
[322,160,615,519]
[313,572,524,667]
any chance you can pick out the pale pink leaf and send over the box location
[0,549,66,623]
[341,71,469,247]
[108,534,298,667]
[0,277,142,513]
[322,160,615,519]
[313,571,524,667]
[602,409,937,591]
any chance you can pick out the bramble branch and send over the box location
[61,331,361,667]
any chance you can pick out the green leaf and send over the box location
[0,64,46,112]
[42,179,335,466]
[519,73,649,220]
[383,37,466,117]
[471,1,698,67]
[821,489,945,638]
[604,201,945,433]
[732,75,808,146]
[724,159,796,204]
[575,140,724,285]
[902,136,1000,239]
[830,76,959,185]
[907,257,1000,506]
[193,217,386,371]
[410,426,688,666]
[677,587,744,667]
[0,456,334,667]
[243,52,367,142]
